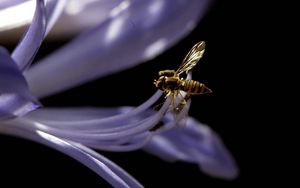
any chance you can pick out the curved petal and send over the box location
[11,0,67,71]
[22,91,172,153]
[47,0,123,38]
[26,91,162,130]
[0,118,143,188]
[0,0,28,9]
[11,0,47,71]
[25,91,192,153]
[0,47,40,120]
[44,0,68,36]
[143,117,239,180]
[142,133,192,162]
[25,0,212,98]
[24,97,170,144]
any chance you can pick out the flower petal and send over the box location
[0,118,143,188]
[25,0,212,98]
[44,0,68,36]
[24,91,171,152]
[47,0,123,38]
[25,97,170,144]
[0,47,40,120]
[143,117,239,180]
[26,91,162,130]
[11,0,47,71]
[11,0,67,71]
[0,0,27,9]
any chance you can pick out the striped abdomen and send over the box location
[178,79,212,94]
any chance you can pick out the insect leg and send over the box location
[175,92,191,113]
[164,91,172,98]
[175,93,191,128]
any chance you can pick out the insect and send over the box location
[154,41,212,113]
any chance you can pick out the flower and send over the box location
[0,0,238,187]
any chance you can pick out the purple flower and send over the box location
[0,0,238,187]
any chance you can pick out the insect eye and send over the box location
[161,77,167,83]
[157,81,162,88]
[157,78,166,88]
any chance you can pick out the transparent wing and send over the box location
[175,41,206,76]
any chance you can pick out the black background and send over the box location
[0,1,262,187]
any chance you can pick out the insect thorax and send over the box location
[158,70,176,77]
[164,77,180,91]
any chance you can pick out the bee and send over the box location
[154,41,212,113]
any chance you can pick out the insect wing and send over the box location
[175,41,206,76]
